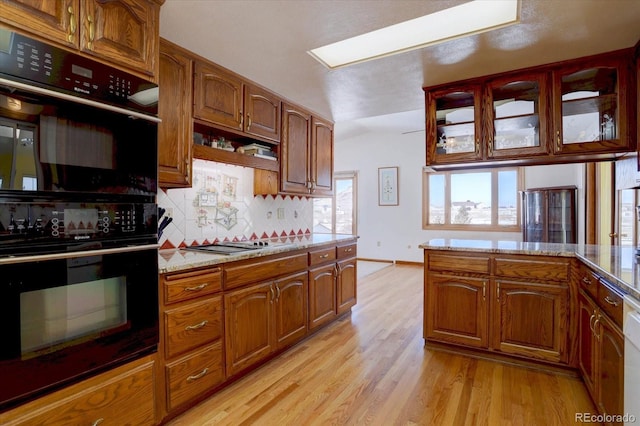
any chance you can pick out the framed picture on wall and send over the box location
[378,166,399,206]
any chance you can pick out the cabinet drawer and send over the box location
[576,264,599,299]
[428,253,490,274]
[163,267,222,304]
[337,243,357,259]
[0,357,155,426]
[166,342,225,411]
[597,280,624,328]
[494,257,570,283]
[224,252,307,289]
[165,296,223,359]
[309,246,337,266]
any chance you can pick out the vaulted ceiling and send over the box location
[160,0,640,134]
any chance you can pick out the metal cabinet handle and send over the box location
[604,296,619,307]
[581,277,592,286]
[482,281,486,299]
[320,253,329,259]
[87,15,95,49]
[247,113,252,130]
[589,313,596,334]
[270,284,275,303]
[185,320,208,331]
[185,283,209,292]
[239,110,244,129]
[496,282,500,300]
[92,419,104,426]
[275,284,281,301]
[556,130,561,151]
[593,315,602,341]
[344,248,353,253]
[67,6,77,42]
[187,368,209,382]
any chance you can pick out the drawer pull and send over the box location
[320,253,329,259]
[604,296,620,307]
[185,320,208,331]
[187,368,209,382]
[344,248,353,252]
[92,419,104,426]
[582,277,592,285]
[185,283,209,292]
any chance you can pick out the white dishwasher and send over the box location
[624,295,640,425]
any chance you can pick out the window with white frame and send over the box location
[423,168,522,231]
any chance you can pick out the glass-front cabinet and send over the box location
[486,73,550,159]
[426,85,483,165]
[522,186,577,244]
[552,54,633,154]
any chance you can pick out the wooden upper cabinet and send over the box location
[0,0,161,80]
[426,84,483,165]
[244,83,281,142]
[485,72,551,159]
[281,102,312,194]
[0,0,76,47]
[310,116,334,196]
[194,61,245,130]
[425,48,637,168]
[158,38,193,188]
[552,51,635,155]
[80,0,160,79]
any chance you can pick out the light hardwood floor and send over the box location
[167,264,598,426]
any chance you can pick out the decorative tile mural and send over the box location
[158,159,313,249]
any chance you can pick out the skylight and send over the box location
[308,0,520,69]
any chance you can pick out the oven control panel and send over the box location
[0,201,156,242]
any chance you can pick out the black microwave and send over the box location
[0,28,159,202]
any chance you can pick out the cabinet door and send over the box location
[244,83,281,142]
[194,61,244,131]
[546,188,577,243]
[308,264,337,330]
[281,103,312,194]
[81,0,159,79]
[425,274,488,348]
[336,258,357,315]
[224,282,274,377]
[310,116,334,196]
[274,271,308,348]
[158,39,193,188]
[578,291,598,398]
[425,85,483,165]
[485,72,550,159]
[522,190,547,243]
[0,0,78,48]
[552,53,633,155]
[493,280,568,363]
[596,312,624,420]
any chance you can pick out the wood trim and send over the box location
[585,163,597,244]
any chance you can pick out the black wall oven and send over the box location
[0,29,160,411]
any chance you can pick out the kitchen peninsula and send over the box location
[420,238,633,421]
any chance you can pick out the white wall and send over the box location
[334,115,586,263]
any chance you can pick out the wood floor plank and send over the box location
[167,264,599,426]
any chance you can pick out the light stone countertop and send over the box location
[419,238,640,301]
[159,234,358,274]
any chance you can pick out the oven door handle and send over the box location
[0,77,161,123]
[0,244,159,265]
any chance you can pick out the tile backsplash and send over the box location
[158,159,313,249]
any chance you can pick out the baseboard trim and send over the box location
[357,258,423,267]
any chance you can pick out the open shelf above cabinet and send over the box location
[192,121,279,172]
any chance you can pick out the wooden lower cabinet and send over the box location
[424,250,571,366]
[425,274,488,348]
[578,290,624,424]
[225,271,308,377]
[337,257,357,315]
[0,355,156,426]
[493,280,568,363]
[308,263,337,330]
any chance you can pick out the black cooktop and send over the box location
[184,241,270,255]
